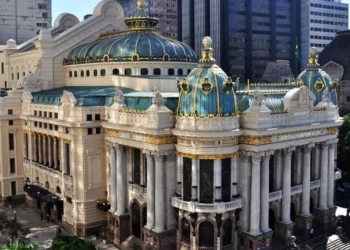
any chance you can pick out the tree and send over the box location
[337,114,350,183]
[51,236,95,250]
[1,238,39,250]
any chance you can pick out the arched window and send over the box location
[93,69,98,77]
[223,219,232,246]
[86,70,90,77]
[168,68,175,75]
[104,55,109,62]
[80,70,84,77]
[141,68,148,75]
[45,181,50,189]
[74,71,77,77]
[100,69,106,76]
[199,221,214,247]
[183,158,192,201]
[153,68,161,75]
[124,68,132,76]
[56,186,61,194]
[69,71,72,78]
[178,69,183,76]
[182,219,191,244]
[164,54,169,61]
[131,203,141,238]
[112,68,120,75]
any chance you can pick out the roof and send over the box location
[31,86,179,112]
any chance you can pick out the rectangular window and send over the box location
[34,122,37,127]
[87,114,93,121]
[183,158,192,202]
[34,110,37,116]
[65,143,71,176]
[8,120,13,126]
[44,123,47,129]
[1,62,4,74]
[42,12,48,18]
[221,158,231,202]
[11,73,14,80]
[200,160,214,203]
[49,112,52,118]
[17,73,19,80]
[8,109,13,115]
[49,124,53,130]
[10,158,15,174]
[96,127,101,134]
[133,148,141,185]
[95,114,101,121]
[11,181,16,196]
[55,125,59,131]
[44,112,47,117]
[9,133,14,150]
[54,113,58,119]
[87,128,93,135]
[24,133,28,159]
[66,196,72,203]
[39,111,42,116]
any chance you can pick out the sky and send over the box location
[53,0,350,27]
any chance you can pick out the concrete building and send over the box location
[116,0,178,38]
[0,0,52,45]
[0,0,343,249]
[301,0,348,69]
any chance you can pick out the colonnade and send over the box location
[108,142,176,233]
[239,139,337,234]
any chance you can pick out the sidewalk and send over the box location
[0,204,119,249]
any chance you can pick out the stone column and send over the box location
[48,137,52,167]
[261,151,273,232]
[32,133,36,161]
[109,143,117,213]
[238,152,251,232]
[176,152,182,197]
[281,147,295,223]
[328,141,336,208]
[145,150,155,229]
[165,151,176,229]
[23,133,27,159]
[191,157,199,202]
[53,138,58,170]
[38,134,42,163]
[214,159,222,202]
[43,135,47,165]
[250,153,262,235]
[274,150,283,191]
[231,155,238,198]
[294,147,303,185]
[319,143,329,209]
[301,144,314,216]
[154,151,165,232]
[116,145,126,214]
[312,144,320,180]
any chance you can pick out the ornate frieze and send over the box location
[107,129,120,138]
[177,152,239,160]
[326,127,338,134]
[143,135,176,145]
[276,129,325,142]
[239,136,272,145]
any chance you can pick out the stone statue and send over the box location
[114,87,124,104]
[298,86,310,108]
[252,88,263,106]
[322,87,331,102]
[16,59,43,89]
[287,236,300,250]
[152,87,163,106]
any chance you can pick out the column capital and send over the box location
[251,152,264,163]
[164,150,176,161]
[153,151,165,161]
[303,143,315,153]
[144,150,155,159]
[320,141,330,149]
[326,139,338,149]
[106,141,116,150]
[115,144,125,153]
[282,147,295,156]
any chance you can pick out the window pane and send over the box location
[200,160,213,203]
[133,149,141,185]
[183,158,192,201]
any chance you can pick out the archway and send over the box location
[269,209,276,232]
[131,203,141,238]
[222,219,232,246]
[198,221,214,247]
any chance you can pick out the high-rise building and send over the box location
[301,0,348,68]
[178,0,301,82]
[0,0,52,45]
[117,0,178,38]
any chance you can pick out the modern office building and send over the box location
[0,0,52,45]
[301,0,348,69]
[116,0,178,38]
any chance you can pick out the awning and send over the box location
[24,185,50,200]
[42,194,62,205]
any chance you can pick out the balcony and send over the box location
[269,190,282,202]
[311,180,320,189]
[32,162,62,179]
[171,197,243,213]
[130,184,147,197]
[291,185,303,195]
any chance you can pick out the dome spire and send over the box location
[199,36,216,66]
[307,47,320,70]
[124,0,159,30]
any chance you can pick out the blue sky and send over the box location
[53,0,350,27]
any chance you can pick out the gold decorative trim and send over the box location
[176,152,182,157]
[179,139,191,145]
[326,128,338,135]
[201,77,213,95]
[239,136,273,145]
[180,152,239,160]
[62,139,71,144]
[182,153,197,160]
[143,136,176,145]
[181,79,190,95]
[314,78,325,93]
[107,130,120,138]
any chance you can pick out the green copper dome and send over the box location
[177,37,238,117]
[296,47,336,105]
[64,2,196,65]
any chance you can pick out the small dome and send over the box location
[177,37,237,117]
[296,47,336,105]
[64,2,196,65]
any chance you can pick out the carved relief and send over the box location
[61,91,77,119]
[16,59,43,90]
[239,136,273,145]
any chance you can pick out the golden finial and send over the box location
[202,36,212,49]
[137,0,146,15]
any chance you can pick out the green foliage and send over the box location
[1,238,39,250]
[51,236,95,250]
[338,114,350,183]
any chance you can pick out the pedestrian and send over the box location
[310,227,314,238]
[40,212,43,220]
[46,213,50,223]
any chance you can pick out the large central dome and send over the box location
[65,2,196,65]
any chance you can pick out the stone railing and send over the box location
[33,162,62,180]
[291,185,303,195]
[335,171,341,180]
[130,184,147,196]
[175,116,239,132]
[23,159,30,169]
[269,190,282,202]
[64,174,73,186]
[171,197,243,213]
[310,180,320,189]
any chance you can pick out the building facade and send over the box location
[116,0,178,38]
[301,0,348,69]
[0,0,52,45]
[0,0,343,249]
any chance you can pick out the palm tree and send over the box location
[1,238,39,250]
